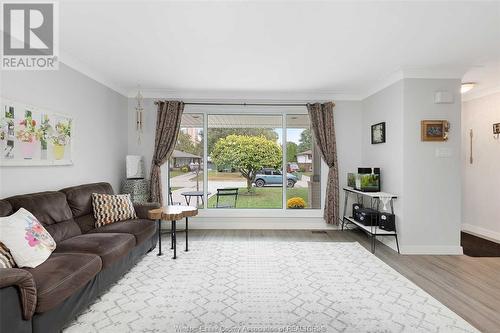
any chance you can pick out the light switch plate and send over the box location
[435,147,453,158]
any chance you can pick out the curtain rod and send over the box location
[153,101,309,107]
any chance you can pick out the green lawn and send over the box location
[189,170,245,182]
[292,171,313,180]
[207,187,309,209]
[208,170,245,180]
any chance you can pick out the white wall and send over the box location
[402,79,462,254]
[0,64,128,197]
[361,81,404,229]
[361,79,463,254]
[335,101,363,219]
[462,92,500,242]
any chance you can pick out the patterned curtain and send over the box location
[307,102,339,224]
[150,101,184,205]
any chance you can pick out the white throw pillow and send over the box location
[0,208,56,268]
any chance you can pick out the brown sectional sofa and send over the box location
[0,182,159,333]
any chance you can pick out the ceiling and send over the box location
[58,1,500,99]
[462,60,500,101]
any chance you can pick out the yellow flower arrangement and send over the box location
[287,197,306,209]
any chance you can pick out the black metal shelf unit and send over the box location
[341,187,400,254]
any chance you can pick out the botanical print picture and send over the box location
[371,122,386,144]
[0,98,73,166]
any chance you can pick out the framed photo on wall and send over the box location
[493,123,500,135]
[371,122,386,144]
[0,98,73,166]
[421,120,449,141]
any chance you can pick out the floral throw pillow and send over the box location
[91,193,137,228]
[0,208,56,268]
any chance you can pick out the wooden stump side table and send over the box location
[148,205,198,259]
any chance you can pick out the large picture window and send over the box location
[286,114,321,209]
[168,114,204,208]
[167,111,321,211]
[208,114,283,209]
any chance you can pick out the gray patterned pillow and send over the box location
[0,241,16,268]
[91,193,137,228]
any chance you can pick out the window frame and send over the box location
[167,104,326,219]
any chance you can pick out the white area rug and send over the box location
[64,241,478,333]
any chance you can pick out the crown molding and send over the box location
[127,89,364,102]
[59,51,128,96]
[401,66,466,80]
[361,66,466,100]
[462,85,500,102]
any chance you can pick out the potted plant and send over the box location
[15,116,38,159]
[50,120,71,160]
[0,117,7,141]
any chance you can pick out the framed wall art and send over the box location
[0,98,73,166]
[493,123,500,136]
[371,122,386,144]
[421,120,449,142]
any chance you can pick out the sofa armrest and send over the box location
[133,202,161,220]
[0,268,37,320]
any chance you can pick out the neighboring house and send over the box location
[297,150,313,171]
[170,150,202,169]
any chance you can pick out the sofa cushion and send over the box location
[54,233,135,269]
[6,191,81,243]
[87,219,156,245]
[60,182,113,218]
[74,214,97,234]
[26,253,102,313]
[0,200,13,217]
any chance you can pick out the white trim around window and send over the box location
[167,104,329,227]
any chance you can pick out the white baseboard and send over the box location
[376,236,463,255]
[462,224,500,244]
[162,217,340,230]
[400,245,463,255]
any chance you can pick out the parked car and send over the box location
[254,168,298,188]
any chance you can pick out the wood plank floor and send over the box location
[185,229,500,333]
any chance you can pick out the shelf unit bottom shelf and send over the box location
[342,216,397,236]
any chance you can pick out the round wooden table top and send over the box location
[148,205,198,221]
